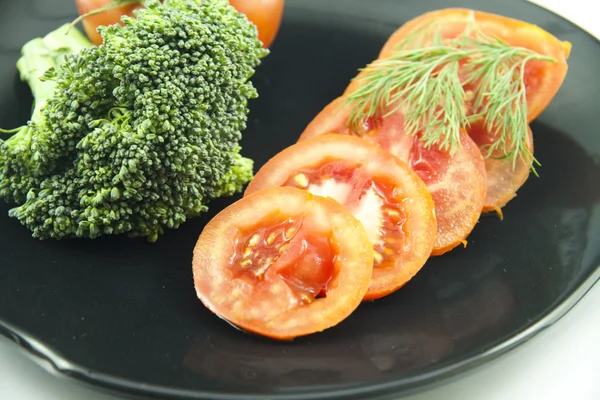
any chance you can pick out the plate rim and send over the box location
[1,272,598,400]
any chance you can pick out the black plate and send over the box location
[1,0,599,399]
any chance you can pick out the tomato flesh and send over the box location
[468,122,534,213]
[408,134,451,185]
[246,135,436,300]
[345,9,563,216]
[230,215,335,304]
[275,234,335,303]
[192,186,373,340]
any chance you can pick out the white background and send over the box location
[1,0,599,399]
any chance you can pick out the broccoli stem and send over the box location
[16,24,92,118]
[0,25,92,202]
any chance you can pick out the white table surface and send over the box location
[1,1,599,399]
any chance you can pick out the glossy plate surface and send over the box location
[1,0,599,399]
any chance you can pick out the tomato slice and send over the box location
[377,8,571,122]
[192,186,373,340]
[468,122,534,215]
[245,135,436,299]
[299,97,486,256]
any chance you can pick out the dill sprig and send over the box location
[461,33,552,169]
[344,21,555,167]
[347,47,467,153]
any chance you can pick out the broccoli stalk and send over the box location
[0,24,93,203]
[17,24,93,117]
[1,0,267,242]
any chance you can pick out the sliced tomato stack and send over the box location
[245,135,437,300]
[299,97,486,255]
[192,136,437,340]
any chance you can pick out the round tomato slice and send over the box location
[377,8,571,122]
[468,122,534,215]
[245,135,436,300]
[192,186,373,340]
[299,97,486,256]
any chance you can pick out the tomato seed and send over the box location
[373,251,384,264]
[285,226,297,240]
[253,260,272,277]
[385,208,400,219]
[294,173,309,188]
[300,294,314,305]
[248,233,260,247]
[266,232,277,246]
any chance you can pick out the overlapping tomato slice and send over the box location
[192,186,373,340]
[343,8,568,215]
[298,97,486,255]
[245,134,437,299]
[468,122,535,214]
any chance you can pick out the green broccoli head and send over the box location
[1,0,267,241]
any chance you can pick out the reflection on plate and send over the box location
[183,278,514,387]
[0,0,599,399]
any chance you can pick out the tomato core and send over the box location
[281,160,408,270]
[230,214,336,305]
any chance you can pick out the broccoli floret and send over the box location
[0,0,267,241]
[211,149,255,200]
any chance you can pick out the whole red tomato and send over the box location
[75,0,284,48]
[75,0,143,46]
[229,0,284,48]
